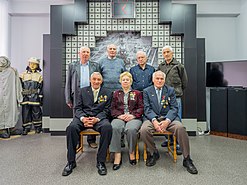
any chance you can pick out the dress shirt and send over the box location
[130,64,155,91]
[92,87,100,103]
[80,62,90,88]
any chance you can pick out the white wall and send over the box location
[8,0,73,72]
[197,17,238,62]
[236,0,247,59]
[0,0,9,56]
[175,0,245,62]
[10,15,49,72]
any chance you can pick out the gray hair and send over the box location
[107,44,117,50]
[162,45,173,53]
[136,51,147,57]
[152,70,166,80]
[79,46,90,52]
[90,72,103,81]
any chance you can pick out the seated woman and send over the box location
[110,71,144,170]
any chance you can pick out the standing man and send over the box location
[99,44,126,92]
[99,43,126,147]
[130,51,155,92]
[158,45,188,120]
[158,45,188,150]
[140,71,198,174]
[65,46,100,148]
[62,72,112,176]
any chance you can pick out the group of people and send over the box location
[0,56,43,138]
[62,44,198,176]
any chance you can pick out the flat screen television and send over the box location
[206,60,247,87]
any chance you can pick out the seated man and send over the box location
[62,72,112,176]
[140,71,198,174]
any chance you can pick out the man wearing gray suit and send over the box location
[140,71,198,174]
[65,46,100,148]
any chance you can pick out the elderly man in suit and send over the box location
[62,72,112,176]
[65,46,100,148]
[140,71,198,174]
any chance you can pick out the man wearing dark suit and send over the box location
[140,71,198,174]
[65,46,100,148]
[62,72,112,176]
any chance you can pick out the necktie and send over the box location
[157,89,161,104]
[93,90,98,103]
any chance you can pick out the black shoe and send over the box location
[62,162,77,176]
[161,139,174,147]
[146,151,160,167]
[35,127,42,134]
[129,158,137,166]
[113,159,122,170]
[183,156,198,174]
[97,162,107,175]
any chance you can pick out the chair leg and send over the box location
[76,133,83,153]
[136,143,139,162]
[106,148,110,162]
[167,134,171,153]
[143,143,147,161]
[173,135,177,162]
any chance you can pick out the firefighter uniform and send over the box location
[20,57,43,134]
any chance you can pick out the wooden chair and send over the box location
[143,131,177,162]
[76,129,140,162]
[76,129,110,161]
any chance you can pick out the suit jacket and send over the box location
[143,84,179,122]
[65,60,100,105]
[111,89,143,119]
[74,86,112,121]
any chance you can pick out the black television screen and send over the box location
[206,60,247,87]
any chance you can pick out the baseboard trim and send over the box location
[50,131,66,136]
[42,128,50,133]
[188,131,196,136]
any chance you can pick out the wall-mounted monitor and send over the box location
[206,60,247,87]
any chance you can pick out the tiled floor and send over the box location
[0,133,247,185]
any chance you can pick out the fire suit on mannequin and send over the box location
[20,57,43,135]
[0,56,23,139]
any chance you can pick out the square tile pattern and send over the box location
[65,0,183,78]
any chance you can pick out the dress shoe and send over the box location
[129,158,137,165]
[146,151,160,167]
[96,162,107,175]
[88,142,98,149]
[62,162,77,176]
[113,159,122,170]
[161,139,173,147]
[35,127,42,134]
[183,156,198,174]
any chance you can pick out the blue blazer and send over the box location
[74,86,112,121]
[143,84,180,122]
